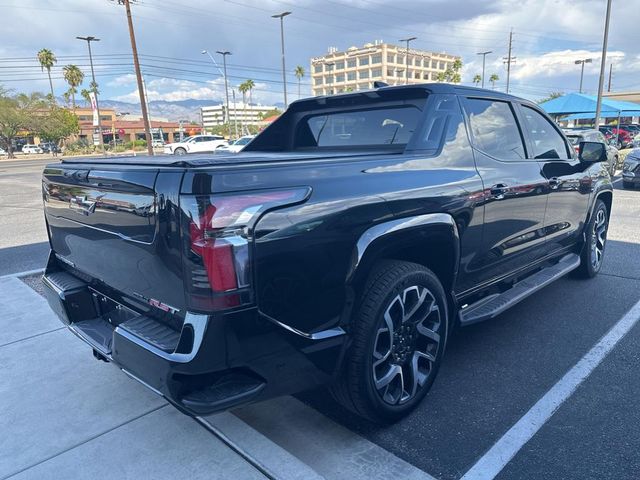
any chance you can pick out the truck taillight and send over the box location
[180,188,310,311]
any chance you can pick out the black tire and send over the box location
[174,147,187,155]
[331,260,448,423]
[575,199,609,278]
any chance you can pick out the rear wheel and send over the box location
[331,260,448,423]
[575,199,608,278]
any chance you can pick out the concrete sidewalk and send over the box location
[0,277,266,480]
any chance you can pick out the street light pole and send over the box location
[399,36,417,85]
[272,11,291,108]
[217,51,231,136]
[594,0,612,129]
[76,36,104,152]
[575,58,592,94]
[477,50,492,88]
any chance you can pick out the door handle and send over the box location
[490,183,507,200]
[549,177,560,189]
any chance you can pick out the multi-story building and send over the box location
[201,104,278,129]
[310,41,461,97]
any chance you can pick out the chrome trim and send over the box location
[259,311,346,340]
[114,312,208,363]
[348,213,457,281]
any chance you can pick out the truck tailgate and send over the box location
[42,165,186,313]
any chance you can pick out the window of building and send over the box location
[439,61,445,69]
[359,56,369,66]
[78,115,91,121]
[465,98,526,161]
[347,58,356,68]
[324,75,333,84]
[430,60,437,68]
[347,71,356,81]
[335,73,345,82]
[387,54,395,63]
[314,77,323,85]
[325,63,334,71]
[414,71,420,79]
[520,106,570,159]
[335,60,345,69]
[387,68,394,77]
[397,55,405,65]
[423,72,430,80]
[359,70,369,79]
[371,54,382,64]
[358,83,369,90]
[371,68,382,78]
[314,64,323,73]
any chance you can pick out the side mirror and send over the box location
[578,141,607,163]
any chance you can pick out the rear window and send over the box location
[566,135,583,145]
[294,106,422,149]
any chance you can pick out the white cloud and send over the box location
[107,74,137,87]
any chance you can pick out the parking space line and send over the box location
[0,327,64,349]
[460,297,640,480]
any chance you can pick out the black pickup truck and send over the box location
[42,84,613,423]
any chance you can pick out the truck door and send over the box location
[462,97,549,289]
[516,104,590,255]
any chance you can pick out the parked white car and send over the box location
[22,144,43,154]
[163,135,228,155]
[0,147,7,156]
[218,135,255,153]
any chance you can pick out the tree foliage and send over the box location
[37,48,57,101]
[473,74,482,86]
[63,64,85,110]
[436,59,463,84]
[0,91,78,158]
[489,73,499,89]
[536,91,564,105]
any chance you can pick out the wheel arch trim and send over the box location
[347,213,461,284]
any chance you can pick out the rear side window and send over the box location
[295,106,422,148]
[520,106,570,159]
[465,98,526,161]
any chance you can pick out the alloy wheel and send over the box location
[372,285,442,405]
[591,208,607,269]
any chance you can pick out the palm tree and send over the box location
[37,48,57,101]
[294,66,305,98]
[81,88,92,107]
[489,73,499,89]
[62,65,84,110]
[245,78,255,106]
[435,71,447,82]
[473,74,482,86]
[238,81,250,135]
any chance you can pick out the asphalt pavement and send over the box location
[1,157,639,480]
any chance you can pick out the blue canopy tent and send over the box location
[539,93,640,121]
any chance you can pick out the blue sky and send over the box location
[1,0,639,105]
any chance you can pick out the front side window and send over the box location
[295,105,422,149]
[465,98,526,160]
[520,106,570,159]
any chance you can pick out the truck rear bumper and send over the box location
[42,261,345,416]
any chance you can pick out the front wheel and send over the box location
[331,260,448,423]
[575,199,609,278]
[174,147,187,155]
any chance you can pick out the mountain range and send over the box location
[98,98,222,122]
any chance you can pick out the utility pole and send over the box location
[503,29,516,94]
[594,0,612,128]
[76,36,104,152]
[113,0,153,155]
[399,36,417,85]
[477,50,492,88]
[607,63,613,92]
[232,89,239,138]
[272,11,291,108]
[575,58,592,93]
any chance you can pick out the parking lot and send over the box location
[1,157,639,480]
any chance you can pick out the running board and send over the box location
[459,254,580,326]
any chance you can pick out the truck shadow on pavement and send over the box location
[0,241,49,276]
